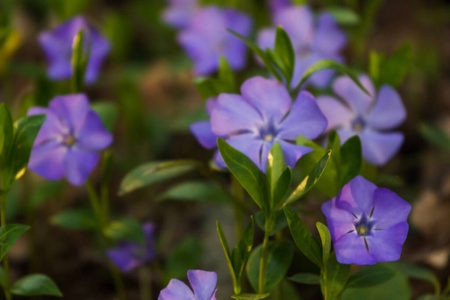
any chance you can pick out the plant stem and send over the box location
[231,175,244,240]
[258,217,272,294]
[139,266,152,300]
[0,192,12,300]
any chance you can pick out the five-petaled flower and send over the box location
[257,6,347,88]
[27,94,112,186]
[191,76,327,172]
[322,176,411,265]
[106,223,156,272]
[178,6,252,76]
[163,0,199,29]
[159,270,217,300]
[39,15,110,83]
[317,74,406,165]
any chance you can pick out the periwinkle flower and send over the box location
[178,6,252,76]
[317,75,406,165]
[39,16,110,83]
[257,6,347,88]
[193,76,327,171]
[268,0,292,11]
[107,223,156,272]
[190,97,219,150]
[163,0,199,29]
[322,176,411,265]
[159,270,217,300]
[27,94,112,186]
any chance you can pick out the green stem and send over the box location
[258,218,272,294]
[139,266,152,300]
[0,192,12,300]
[231,175,244,241]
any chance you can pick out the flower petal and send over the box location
[190,121,217,149]
[278,91,328,140]
[27,107,67,145]
[333,75,375,115]
[312,13,347,55]
[256,28,276,53]
[142,223,157,258]
[278,140,313,169]
[76,111,113,151]
[28,140,67,181]
[371,188,411,229]
[158,279,196,300]
[64,147,99,186]
[322,197,356,242]
[334,232,376,265]
[106,244,145,272]
[85,27,110,83]
[316,96,354,131]
[187,270,217,300]
[273,6,314,51]
[226,134,264,171]
[335,175,377,216]
[365,85,406,130]
[241,77,291,123]
[210,94,262,136]
[49,94,90,133]
[359,129,404,166]
[366,222,409,262]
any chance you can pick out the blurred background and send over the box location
[0,0,449,299]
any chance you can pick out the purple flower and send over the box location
[257,6,347,88]
[106,223,156,272]
[317,75,406,165]
[27,94,112,186]
[322,176,411,265]
[190,97,219,150]
[163,0,199,29]
[268,0,292,11]
[191,76,327,171]
[178,6,252,76]
[159,270,217,300]
[39,15,110,83]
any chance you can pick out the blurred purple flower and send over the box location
[257,6,347,88]
[317,75,406,165]
[39,15,110,83]
[178,6,252,76]
[163,0,199,29]
[268,0,291,11]
[27,94,112,186]
[322,176,411,265]
[107,223,156,272]
[207,76,327,171]
[190,97,219,150]
[159,270,217,300]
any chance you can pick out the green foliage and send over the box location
[370,43,412,87]
[11,274,62,297]
[246,241,294,293]
[255,210,289,236]
[164,237,202,285]
[91,102,118,132]
[284,207,322,268]
[194,56,236,99]
[159,181,231,204]
[119,160,203,196]
[419,123,450,151]
[0,224,30,262]
[266,143,292,208]
[273,26,295,85]
[393,262,441,295]
[288,273,320,285]
[345,265,396,288]
[0,103,13,160]
[217,217,254,294]
[316,222,331,266]
[339,136,362,186]
[218,139,269,213]
[232,294,270,300]
[320,254,351,300]
[104,218,145,243]
[327,6,360,25]
[50,208,96,231]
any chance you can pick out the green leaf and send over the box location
[217,221,237,288]
[316,222,331,266]
[50,208,96,231]
[159,181,231,204]
[194,77,232,100]
[416,295,438,300]
[393,262,440,294]
[340,136,362,186]
[284,150,332,206]
[227,29,282,82]
[164,237,202,285]
[71,29,88,92]
[296,137,339,197]
[370,43,412,87]
[0,224,30,261]
[274,26,295,83]
[295,60,370,95]
[266,142,285,200]
[218,139,268,212]
[246,241,294,293]
[273,167,292,208]
[0,103,13,159]
[91,102,118,132]
[327,6,360,25]
[232,294,270,300]
[119,160,203,196]
[218,56,236,92]
[255,209,289,236]
[104,218,144,243]
[326,131,341,167]
[419,123,450,151]
[284,207,322,268]
[320,253,351,300]
[289,273,320,285]
[346,265,396,288]
[11,274,62,297]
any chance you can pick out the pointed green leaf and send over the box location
[217,221,238,289]
[326,131,341,167]
[340,136,362,186]
[273,167,292,208]
[0,103,13,159]
[346,265,396,288]
[370,43,412,87]
[159,181,231,204]
[320,253,351,299]
[316,222,331,266]
[419,123,450,151]
[219,56,236,92]
[50,208,96,231]
[0,224,30,261]
[266,142,285,198]
[104,218,145,243]
[274,26,295,83]
[119,160,203,196]
[235,216,254,280]
[218,139,268,212]
[288,273,320,285]
[327,6,360,25]
[284,207,322,267]
[11,274,62,297]
[232,294,270,300]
